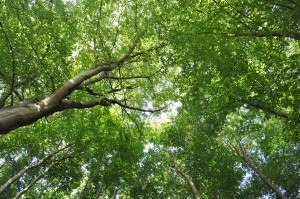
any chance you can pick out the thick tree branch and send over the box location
[233,31,300,41]
[55,98,163,114]
[56,98,112,110]
[42,37,139,107]
[82,75,106,87]
[78,75,149,96]
[81,43,164,87]
[101,75,151,80]
[235,98,289,118]
[113,38,139,66]
[0,40,139,134]
[82,74,152,87]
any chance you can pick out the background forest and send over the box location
[0,0,299,198]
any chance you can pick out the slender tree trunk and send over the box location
[0,144,71,194]
[13,154,68,199]
[168,150,201,199]
[79,152,106,199]
[228,142,288,199]
[95,184,103,199]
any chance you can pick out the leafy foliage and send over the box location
[0,0,299,198]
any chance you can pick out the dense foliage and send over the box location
[0,0,299,198]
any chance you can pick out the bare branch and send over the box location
[121,108,141,133]
[107,85,138,94]
[101,75,151,80]
[54,96,163,114]
[79,87,103,96]
[105,98,164,113]
[56,98,110,110]
[81,43,165,88]
[129,43,168,59]
[113,37,139,66]
[82,74,153,88]
[13,90,24,102]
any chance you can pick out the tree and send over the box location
[1,0,299,198]
[0,0,170,197]
[218,109,299,198]
[0,144,72,198]
[228,142,287,199]
[160,0,299,198]
[0,106,146,198]
[0,0,168,134]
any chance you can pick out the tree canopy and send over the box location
[0,0,299,198]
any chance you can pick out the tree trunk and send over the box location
[168,150,201,199]
[13,154,68,199]
[229,143,288,199]
[0,144,71,194]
